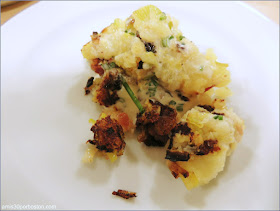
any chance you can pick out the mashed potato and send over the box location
[81,5,244,190]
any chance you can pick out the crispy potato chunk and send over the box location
[166,106,244,189]
[90,116,125,156]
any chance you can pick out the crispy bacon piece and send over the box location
[196,140,220,155]
[95,72,122,107]
[112,189,137,199]
[84,77,94,95]
[165,150,190,162]
[204,85,215,92]
[197,104,214,112]
[90,58,104,76]
[144,42,156,53]
[177,92,189,102]
[90,116,125,155]
[136,100,177,147]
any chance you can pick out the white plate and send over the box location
[1,1,279,210]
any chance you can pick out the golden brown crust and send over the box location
[90,116,125,155]
[112,189,137,199]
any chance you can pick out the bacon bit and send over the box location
[84,77,94,95]
[197,105,214,112]
[212,112,224,116]
[91,58,104,76]
[177,92,189,101]
[144,42,156,53]
[90,116,125,155]
[112,189,137,199]
[196,140,220,155]
[117,112,133,132]
[136,101,177,147]
[172,123,191,136]
[204,85,215,92]
[165,150,190,162]
[95,72,122,107]
[176,44,185,51]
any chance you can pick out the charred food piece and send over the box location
[90,58,104,76]
[165,123,192,162]
[136,100,177,147]
[197,104,214,112]
[90,116,125,155]
[167,161,189,179]
[112,189,137,199]
[95,72,122,107]
[84,77,94,95]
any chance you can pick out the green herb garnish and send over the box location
[159,12,167,21]
[120,75,145,114]
[145,76,158,97]
[169,35,174,40]
[125,29,135,36]
[200,66,204,71]
[176,104,184,112]
[109,62,117,68]
[179,35,185,41]
[101,62,117,70]
[169,100,176,105]
[214,115,223,120]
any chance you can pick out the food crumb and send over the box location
[112,189,137,199]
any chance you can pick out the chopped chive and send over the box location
[125,30,128,33]
[176,104,184,112]
[169,35,174,40]
[159,12,167,21]
[214,115,223,120]
[120,75,145,114]
[179,35,185,41]
[200,66,204,71]
[102,62,117,70]
[169,100,176,105]
[109,62,117,68]
[151,78,158,86]
[129,32,135,36]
